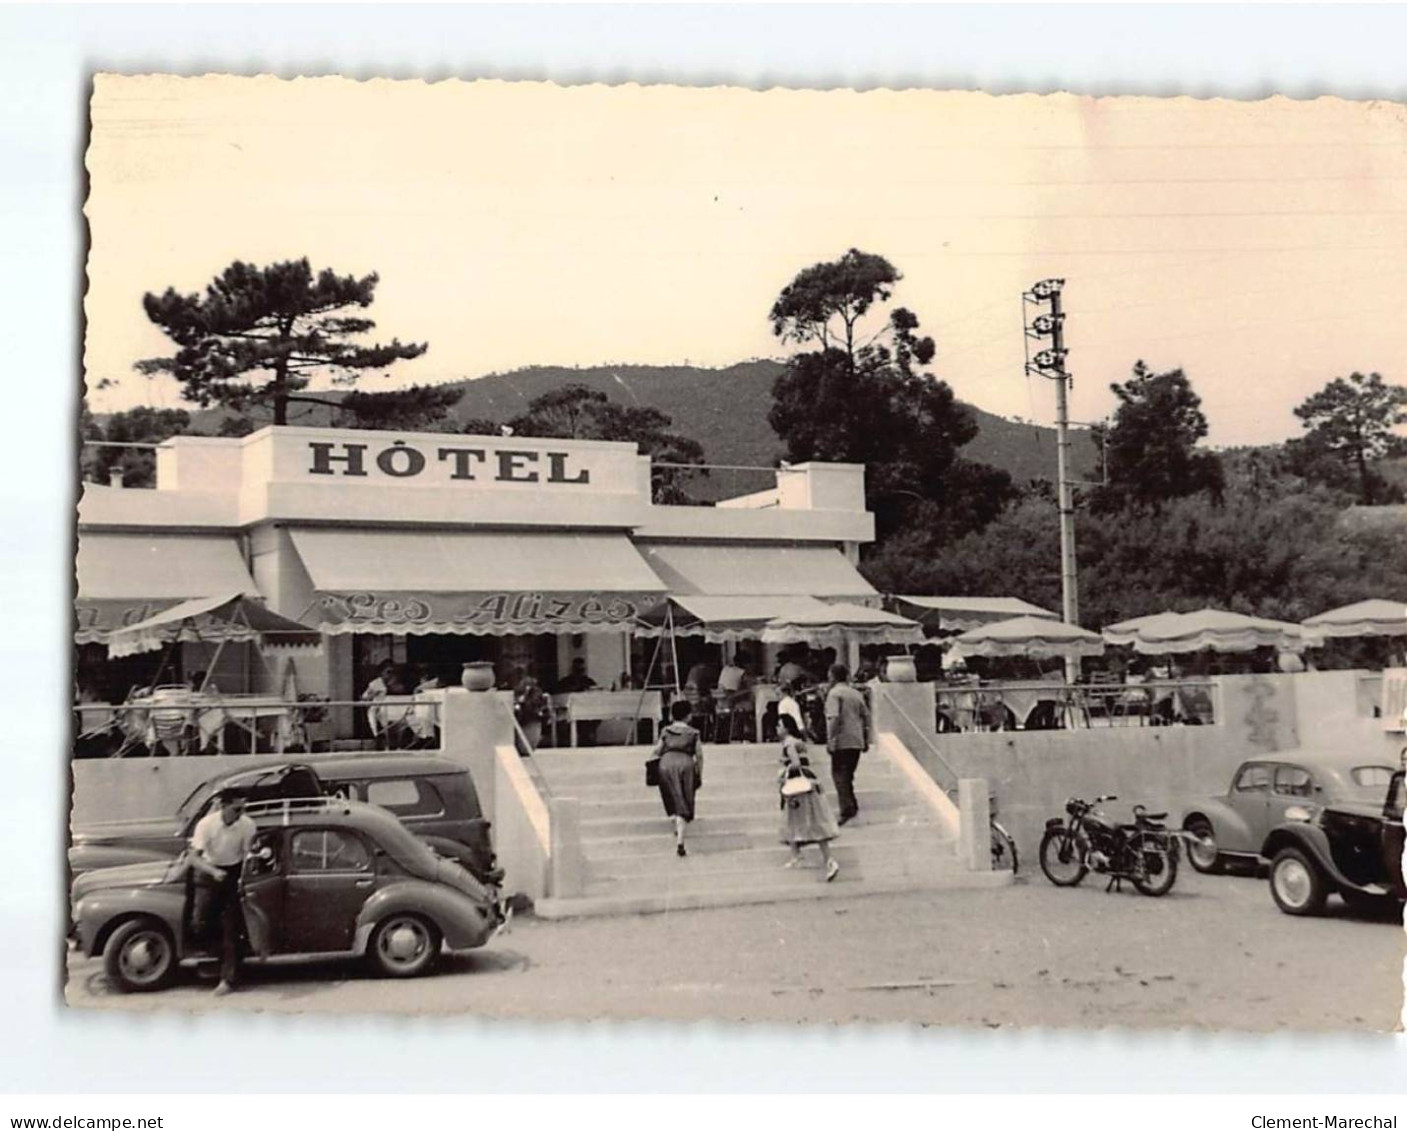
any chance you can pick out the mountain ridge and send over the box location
[99,360,1101,495]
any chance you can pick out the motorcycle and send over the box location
[1039,794,1180,896]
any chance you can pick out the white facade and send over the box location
[77,426,876,726]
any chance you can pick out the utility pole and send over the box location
[1023,278,1081,682]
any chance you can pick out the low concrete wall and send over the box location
[871,670,1399,864]
[71,686,517,828]
[873,731,961,841]
[932,725,1251,861]
[71,750,381,827]
[493,744,551,903]
[869,682,959,791]
[440,688,515,816]
[1294,668,1402,763]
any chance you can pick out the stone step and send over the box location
[577,802,946,840]
[536,757,904,788]
[586,835,957,881]
[577,813,953,857]
[534,744,820,771]
[534,868,1014,920]
[582,848,960,898]
[573,786,917,819]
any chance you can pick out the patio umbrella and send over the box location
[948,615,1105,660]
[634,595,834,643]
[758,602,925,648]
[888,595,1058,634]
[106,593,323,658]
[1103,607,1320,655]
[1302,599,1407,638]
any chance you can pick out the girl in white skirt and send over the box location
[777,713,840,881]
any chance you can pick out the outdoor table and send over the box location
[117,691,293,754]
[991,681,1090,730]
[366,694,438,745]
[552,690,662,747]
[189,694,296,752]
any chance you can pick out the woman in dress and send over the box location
[777,713,840,881]
[654,699,703,857]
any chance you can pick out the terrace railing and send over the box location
[72,694,446,757]
[933,678,1219,732]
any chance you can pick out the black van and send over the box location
[69,755,501,884]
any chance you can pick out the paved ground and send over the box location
[65,868,1404,1032]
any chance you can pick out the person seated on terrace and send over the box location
[775,652,809,690]
[685,660,718,696]
[556,657,596,694]
[717,657,751,694]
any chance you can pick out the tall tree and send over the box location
[481,384,710,504]
[768,249,1013,542]
[138,258,428,425]
[1092,361,1223,511]
[335,384,465,432]
[867,474,1407,636]
[1292,370,1407,505]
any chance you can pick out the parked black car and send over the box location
[69,756,500,884]
[1260,757,1405,917]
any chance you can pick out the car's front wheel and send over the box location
[102,918,177,993]
[368,914,441,978]
[1184,817,1223,875]
[1269,846,1328,916]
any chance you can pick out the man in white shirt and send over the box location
[362,660,397,746]
[190,792,258,996]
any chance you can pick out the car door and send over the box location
[1383,773,1406,897]
[282,828,376,954]
[1269,764,1315,830]
[1229,762,1273,849]
[239,829,287,957]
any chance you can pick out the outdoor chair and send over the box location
[711,687,753,743]
[147,686,196,756]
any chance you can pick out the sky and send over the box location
[84,76,1407,448]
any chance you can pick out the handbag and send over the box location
[780,769,814,797]
[645,755,661,787]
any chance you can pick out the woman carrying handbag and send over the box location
[777,713,840,881]
[648,699,703,857]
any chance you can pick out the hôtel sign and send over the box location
[307,440,595,485]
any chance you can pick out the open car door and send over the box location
[239,830,287,957]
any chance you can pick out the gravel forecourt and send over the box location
[66,868,1405,1032]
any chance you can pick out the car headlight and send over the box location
[1284,805,1314,823]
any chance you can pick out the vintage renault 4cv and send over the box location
[71,797,505,992]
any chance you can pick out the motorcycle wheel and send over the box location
[1130,833,1178,897]
[1038,828,1087,887]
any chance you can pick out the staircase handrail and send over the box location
[871,682,961,795]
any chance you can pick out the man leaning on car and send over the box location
[189,791,257,996]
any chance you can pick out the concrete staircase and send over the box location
[531,742,1006,919]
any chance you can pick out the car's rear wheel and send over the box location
[1269,847,1328,916]
[1184,817,1223,875]
[103,918,176,993]
[368,914,441,978]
